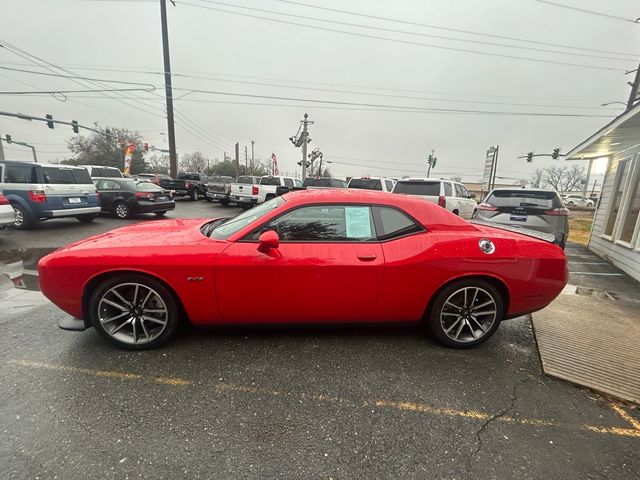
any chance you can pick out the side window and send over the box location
[251,205,375,242]
[385,180,394,191]
[443,182,452,197]
[460,185,470,198]
[454,184,464,197]
[5,165,35,183]
[295,179,303,188]
[284,178,294,188]
[372,207,423,241]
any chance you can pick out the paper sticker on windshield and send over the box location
[345,207,372,238]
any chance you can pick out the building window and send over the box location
[604,159,630,237]
[620,176,640,244]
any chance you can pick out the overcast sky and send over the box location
[1,0,639,182]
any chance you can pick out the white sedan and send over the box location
[563,194,594,208]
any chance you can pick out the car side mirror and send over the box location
[470,193,477,199]
[258,230,280,253]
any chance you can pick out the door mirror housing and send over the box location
[258,230,280,252]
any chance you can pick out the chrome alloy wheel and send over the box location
[439,286,498,343]
[14,208,24,227]
[115,203,129,219]
[97,283,169,345]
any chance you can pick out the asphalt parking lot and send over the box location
[1,199,638,479]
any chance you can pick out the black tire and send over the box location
[452,209,459,216]
[427,279,504,348]
[219,198,230,207]
[12,204,34,230]
[76,214,96,223]
[154,211,167,217]
[190,190,199,201]
[114,201,130,219]
[240,203,252,210]
[88,274,179,350]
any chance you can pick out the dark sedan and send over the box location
[94,178,175,219]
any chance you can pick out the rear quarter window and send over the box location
[372,207,423,240]
[393,181,440,196]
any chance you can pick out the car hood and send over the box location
[56,218,221,253]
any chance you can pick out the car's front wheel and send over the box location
[428,279,503,348]
[89,274,179,350]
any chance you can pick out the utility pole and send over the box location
[582,158,593,200]
[251,140,255,174]
[426,150,437,178]
[244,145,248,170]
[160,0,178,178]
[627,61,640,110]
[301,114,310,180]
[0,133,5,161]
[290,113,313,180]
[235,142,240,178]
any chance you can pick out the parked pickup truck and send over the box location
[159,172,208,200]
[205,176,235,205]
[228,175,262,209]
[256,175,302,204]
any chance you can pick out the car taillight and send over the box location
[0,194,9,205]
[135,192,155,200]
[438,195,446,208]
[29,190,47,203]
[252,185,259,195]
[184,181,191,189]
[478,202,497,211]
[544,207,569,216]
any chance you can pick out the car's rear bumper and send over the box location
[231,195,258,204]
[206,192,229,200]
[43,206,102,218]
[135,201,176,213]
[59,315,89,331]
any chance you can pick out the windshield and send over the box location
[393,181,440,195]
[210,196,284,239]
[348,178,383,190]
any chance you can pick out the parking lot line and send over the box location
[8,359,640,439]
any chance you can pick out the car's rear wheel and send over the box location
[240,203,252,210]
[428,279,503,348]
[114,201,130,219]
[12,204,34,230]
[76,214,96,223]
[190,190,199,201]
[89,274,179,350]
[219,198,230,207]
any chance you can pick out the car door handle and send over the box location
[357,254,377,261]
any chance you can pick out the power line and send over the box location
[532,0,639,24]
[190,0,633,63]
[173,87,614,117]
[181,1,628,72]
[271,0,639,57]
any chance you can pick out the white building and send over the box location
[565,103,640,280]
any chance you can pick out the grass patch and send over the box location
[568,216,593,246]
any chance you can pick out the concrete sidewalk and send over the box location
[532,242,640,404]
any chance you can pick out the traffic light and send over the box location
[71,120,79,134]
[144,142,149,151]
[45,114,54,129]
[551,148,560,160]
[526,152,533,162]
[432,157,437,167]
[5,134,11,144]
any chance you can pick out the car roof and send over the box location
[397,177,444,182]
[489,188,558,193]
[1,160,87,169]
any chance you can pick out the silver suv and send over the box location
[473,188,569,248]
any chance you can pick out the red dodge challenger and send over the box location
[38,189,568,350]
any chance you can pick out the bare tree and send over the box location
[146,154,169,174]
[541,165,585,192]
[180,151,209,173]
[530,169,545,188]
[449,176,462,182]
